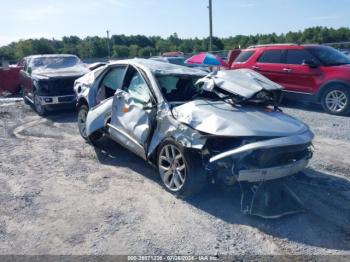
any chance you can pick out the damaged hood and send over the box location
[197,69,283,98]
[172,99,309,137]
[33,66,90,79]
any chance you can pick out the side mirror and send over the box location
[302,60,318,68]
[27,67,32,75]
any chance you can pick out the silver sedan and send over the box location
[74,59,314,198]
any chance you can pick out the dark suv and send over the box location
[230,44,350,115]
[19,54,90,116]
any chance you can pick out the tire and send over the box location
[321,85,350,115]
[157,139,206,198]
[77,105,102,144]
[21,86,30,105]
[33,91,47,116]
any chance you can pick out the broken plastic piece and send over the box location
[240,179,304,219]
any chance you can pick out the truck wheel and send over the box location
[33,92,47,116]
[77,105,102,144]
[21,86,30,105]
[321,85,350,115]
[157,139,206,198]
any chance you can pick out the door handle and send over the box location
[252,66,260,70]
[283,68,292,73]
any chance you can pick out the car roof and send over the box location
[243,43,323,51]
[109,58,207,76]
[26,54,78,59]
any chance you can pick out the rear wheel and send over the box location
[157,139,206,198]
[77,105,102,144]
[33,91,47,116]
[321,85,350,115]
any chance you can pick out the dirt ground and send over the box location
[0,98,350,256]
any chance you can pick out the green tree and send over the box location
[3,27,350,61]
[138,46,155,57]
[14,40,33,58]
[32,38,55,54]
[112,45,129,58]
[128,45,139,57]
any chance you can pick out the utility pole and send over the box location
[106,30,111,58]
[208,0,213,52]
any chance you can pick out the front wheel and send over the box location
[157,139,206,198]
[21,86,30,105]
[321,86,350,115]
[77,105,102,144]
[33,92,47,116]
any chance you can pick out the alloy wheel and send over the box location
[34,94,45,115]
[78,108,88,138]
[158,144,187,191]
[325,90,348,113]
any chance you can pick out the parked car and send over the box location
[19,54,90,115]
[230,44,350,115]
[150,56,187,65]
[0,62,22,95]
[74,59,314,197]
[149,56,210,72]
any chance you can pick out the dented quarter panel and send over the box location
[147,102,207,157]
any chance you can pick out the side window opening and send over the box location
[234,51,255,63]
[122,67,152,105]
[257,50,284,64]
[96,66,126,104]
[286,49,317,65]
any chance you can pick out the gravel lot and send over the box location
[0,98,349,256]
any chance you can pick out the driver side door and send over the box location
[108,67,156,160]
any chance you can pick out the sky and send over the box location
[0,0,349,46]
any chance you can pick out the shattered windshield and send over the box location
[156,74,203,102]
[30,56,82,70]
[156,70,282,108]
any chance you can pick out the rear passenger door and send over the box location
[254,49,289,88]
[279,49,322,93]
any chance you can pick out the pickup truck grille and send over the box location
[38,77,77,96]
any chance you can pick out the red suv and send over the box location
[230,44,350,115]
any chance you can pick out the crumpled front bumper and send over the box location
[237,158,309,182]
[209,130,314,182]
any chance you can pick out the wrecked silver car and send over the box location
[74,59,314,214]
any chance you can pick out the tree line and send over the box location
[1,26,350,61]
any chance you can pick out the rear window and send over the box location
[257,50,284,63]
[286,50,316,65]
[234,51,255,63]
